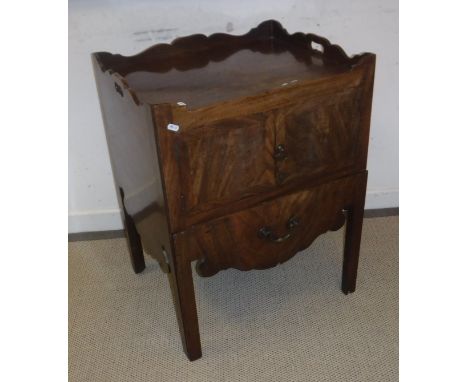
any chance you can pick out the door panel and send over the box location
[174,112,276,214]
[275,86,363,184]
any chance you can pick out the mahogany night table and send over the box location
[92,20,375,361]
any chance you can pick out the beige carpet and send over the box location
[69,216,398,382]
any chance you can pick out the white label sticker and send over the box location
[176,101,186,106]
[167,123,180,132]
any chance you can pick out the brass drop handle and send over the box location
[258,216,300,243]
[273,144,287,160]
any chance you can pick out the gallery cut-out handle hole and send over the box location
[311,41,324,53]
[114,82,124,97]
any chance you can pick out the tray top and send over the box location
[124,46,348,108]
[94,20,365,109]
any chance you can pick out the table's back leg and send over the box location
[119,188,146,274]
[341,172,367,294]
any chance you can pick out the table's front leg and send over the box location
[167,242,202,361]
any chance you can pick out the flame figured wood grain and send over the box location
[173,112,276,214]
[275,86,364,184]
[173,173,366,277]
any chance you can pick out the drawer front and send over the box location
[173,172,366,276]
[274,86,364,185]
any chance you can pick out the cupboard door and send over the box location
[162,111,276,218]
[274,86,364,184]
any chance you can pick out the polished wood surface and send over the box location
[124,47,349,108]
[276,86,364,184]
[92,19,376,361]
[174,172,366,277]
[92,53,173,271]
[95,20,361,109]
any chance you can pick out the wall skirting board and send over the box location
[68,209,123,233]
[68,189,398,235]
[364,188,399,210]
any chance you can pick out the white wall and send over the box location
[69,0,398,233]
